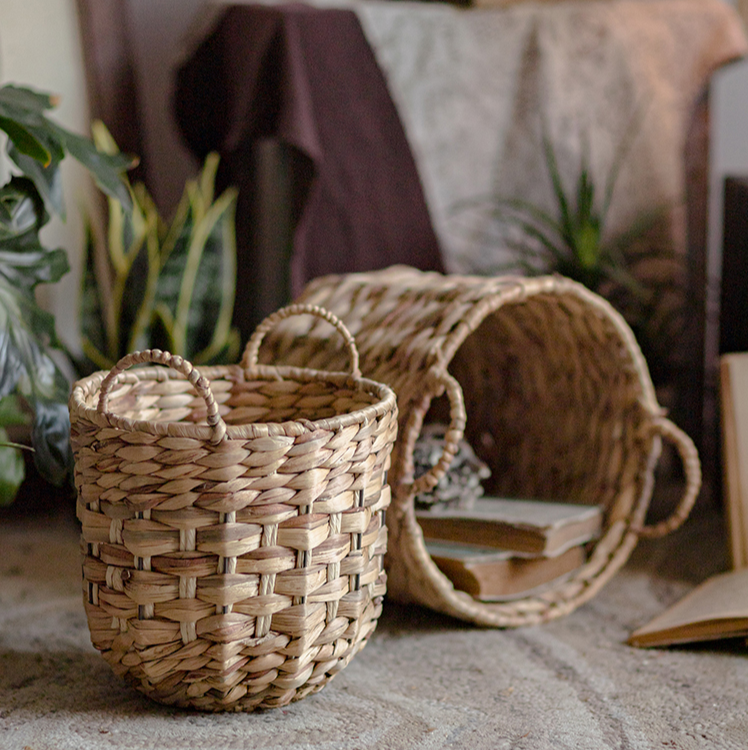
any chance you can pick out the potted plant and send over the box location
[454,122,685,389]
[78,122,239,374]
[0,84,134,505]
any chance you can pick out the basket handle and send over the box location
[97,349,227,444]
[633,416,702,539]
[241,303,361,378]
[405,369,467,498]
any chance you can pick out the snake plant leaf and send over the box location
[79,130,238,374]
[149,303,177,354]
[153,156,238,364]
[79,225,108,370]
[178,189,238,363]
[122,187,160,356]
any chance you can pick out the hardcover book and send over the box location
[426,540,585,600]
[416,497,603,556]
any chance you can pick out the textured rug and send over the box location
[1,498,746,750]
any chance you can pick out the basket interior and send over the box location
[427,292,650,521]
[85,367,383,428]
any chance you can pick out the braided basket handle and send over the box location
[633,416,702,539]
[406,369,467,498]
[242,303,361,377]
[97,349,227,444]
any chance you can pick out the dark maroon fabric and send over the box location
[174,3,444,303]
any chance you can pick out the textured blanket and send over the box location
[355,0,747,273]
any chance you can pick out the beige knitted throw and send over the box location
[355,0,747,273]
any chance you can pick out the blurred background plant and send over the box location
[0,84,134,505]
[454,118,686,389]
[77,122,239,374]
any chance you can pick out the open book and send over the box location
[720,353,748,568]
[628,568,748,647]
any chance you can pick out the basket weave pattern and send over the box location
[263,267,701,627]
[70,306,398,711]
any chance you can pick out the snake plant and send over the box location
[79,122,240,373]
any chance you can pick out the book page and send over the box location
[721,354,748,568]
[442,498,602,530]
[629,568,748,647]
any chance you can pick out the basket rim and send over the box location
[70,361,398,440]
[298,269,660,413]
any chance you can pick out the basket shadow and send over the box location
[374,598,472,636]
[623,504,728,585]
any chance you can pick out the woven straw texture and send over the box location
[69,305,398,711]
[261,266,702,627]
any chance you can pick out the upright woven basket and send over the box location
[262,266,702,627]
[69,305,398,711]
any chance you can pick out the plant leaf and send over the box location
[0,117,51,164]
[47,120,136,211]
[126,199,161,355]
[0,394,31,427]
[194,187,238,364]
[0,177,46,242]
[79,223,108,365]
[601,103,646,220]
[0,84,57,116]
[0,427,26,506]
[30,399,71,486]
[8,145,64,218]
[173,187,238,361]
[542,127,572,238]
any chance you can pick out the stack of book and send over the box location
[417,497,603,601]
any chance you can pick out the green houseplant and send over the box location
[456,123,684,386]
[0,84,134,504]
[78,122,240,373]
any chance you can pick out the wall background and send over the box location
[0,0,747,356]
[0,0,96,354]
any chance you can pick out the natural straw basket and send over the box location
[69,304,398,711]
[261,266,702,627]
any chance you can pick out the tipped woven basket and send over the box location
[261,266,702,627]
[69,305,398,711]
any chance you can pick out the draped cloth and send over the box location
[174,2,445,325]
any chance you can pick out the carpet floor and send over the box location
[1,497,746,750]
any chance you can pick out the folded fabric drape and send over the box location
[175,3,445,334]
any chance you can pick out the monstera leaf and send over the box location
[0,84,135,500]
